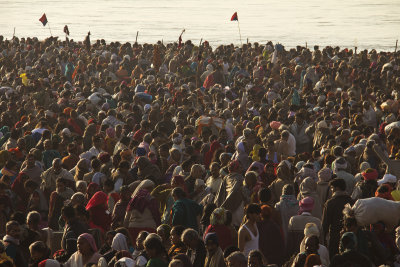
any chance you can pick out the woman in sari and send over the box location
[104,128,117,155]
[86,191,111,232]
[124,180,160,242]
[65,233,102,267]
[67,110,85,136]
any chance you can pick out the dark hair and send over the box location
[61,205,75,220]
[223,245,240,259]
[245,203,261,216]
[172,187,186,199]
[248,250,263,262]
[103,179,115,189]
[171,225,186,236]
[144,235,164,254]
[258,188,271,203]
[329,178,346,191]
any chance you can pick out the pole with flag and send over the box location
[178,29,185,49]
[230,12,242,45]
[39,13,52,36]
[64,25,69,42]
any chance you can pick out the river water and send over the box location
[0,0,399,50]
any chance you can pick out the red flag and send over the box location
[231,12,238,21]
[64,25,70,36]
[39,13,48,26]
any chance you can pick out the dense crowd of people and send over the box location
[0,34,399,267]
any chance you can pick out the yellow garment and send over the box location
[20,73,28,86]
[251,144,262,162]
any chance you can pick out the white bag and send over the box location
[350,197,400,230]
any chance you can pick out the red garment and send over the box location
[11,172,29,211]
[362,169,378,181]
[203,74,215,89]
[86,191,111,232]
[132,129,145,142]
[67,118,84,136]
[204,141,222,167]
[203,224,234,251]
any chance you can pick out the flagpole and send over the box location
[47,22,53,36]
[237,20,242,46]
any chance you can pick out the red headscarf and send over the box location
[362,168,379,181]
[86,191,111,232]
[228,160,241,173]
[126,189,161,225]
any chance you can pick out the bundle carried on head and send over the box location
[343,197,400,231]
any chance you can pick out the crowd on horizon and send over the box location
[0,33,400,267]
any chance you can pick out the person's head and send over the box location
[329,178,346,193]
[170,225,185,245]
[56,178,67,192]
[120,185,131,201]
[169,259,184,267]
[304,235,319,254]
[105,231,116,247]
[156,224,171,244]
[172,187,186,201]
[24,179,38,194]
[27,153,35,168]
[339,232,358,253]
[226,251,247,267]
[245,203,261,222]
[29,241,49,262]
[61,205,75,222]
[210,162,220,177]
[144,234,164,259]
[181,228,199,250]
[244,171,257,188]
[92,135,102,149]
[52,158,62,173]
[204,232,219,254]
[76,180,87,194]
[136,231,149,250]
[77,233,97,256]
[6,221,20,239]
[343,216,358,233]
[190,164,204,179]
[248,250,264,267]
[258,188,271,204]
[26,211,41,229]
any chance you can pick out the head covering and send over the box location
[228,160,241,173]
[86,191,108,210]
[318,168,332,182]
[270,121,281,130]
[299,197,315,214]
[38,260,61,267]
[111,233,129,251]
[304,222,320,237]
[299,177,317,195]
[340,232,357,252]
[78,233,98,252]
[210,207,226,225]
[359,162,371,173]
[361,168,379,181]
[296,161,306,171]
[377,174,397,185]
[332,157,347,174]
[132,179,155,197]
[204,232,218,245]
[116,257,134,267]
